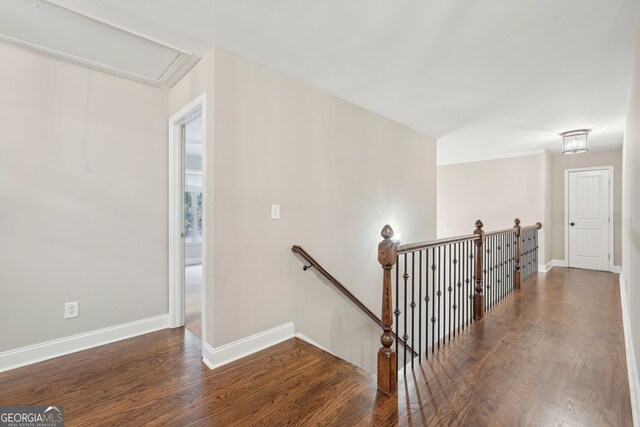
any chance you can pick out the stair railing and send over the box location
[377,218,542,395]
[291,245,417,359]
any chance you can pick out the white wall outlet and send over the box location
[271,204,280,220]
[64,301,79,319]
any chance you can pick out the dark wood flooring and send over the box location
[0,268,632,426]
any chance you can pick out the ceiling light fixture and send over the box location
[560,129,590,154]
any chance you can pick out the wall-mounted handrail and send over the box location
[291,245,417,358]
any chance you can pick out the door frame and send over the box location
[563,166,614,272]
[168,93,208,346]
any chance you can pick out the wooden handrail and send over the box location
[291,245,417,358]
[484,227,517,237]
[397,233,477,254]
[398,222,542,253]
[521,222,543,231]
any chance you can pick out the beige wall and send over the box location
[0,42,169,351]
[550,148,622,265]
[622,33,640,403]
[437,154,548,263]
[205,48,437,372]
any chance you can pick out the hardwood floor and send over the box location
[0,268,632,426]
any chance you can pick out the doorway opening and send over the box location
[169,94,208,347]
[183,114,203,338]
[564,166,613,272]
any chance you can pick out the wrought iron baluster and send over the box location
[410,252,415,368]
[418,250,422,363]
[431,247,436,353]
[533,231,537,271]
[498,235,502,301]
[402,254,408,375]
[491,236,495,309]
[467,241,476,325]
[533,230,536,277]
[425,249,429,359]
[437,246,442,349]
[498,235,501,301]
[453,242,462,336]
[492,235,497,305]
[512,232,516,291]
[502,233,506,300]
[468,242,471,325]
[448,244,453,342]
[484,239,490,310]
[497,235,500,304]
[394,254,399,371]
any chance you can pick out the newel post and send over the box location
[473,220,485,321]
[514,218,521,290]
[377,224,397,395]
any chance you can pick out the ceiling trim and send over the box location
[1,0,201,88]
[437,149,546,166]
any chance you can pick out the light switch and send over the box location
[271,204,280,220]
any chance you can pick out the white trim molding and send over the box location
[202,322,295,370]
[619,273,640,426]
[437,149,545,166]
[542,260,619,274]
[564,166,614,272]
[295,332,334,355]
[538,260,554,273]
[552,259,568,267]
[0,315,169,373]
[168,92,209,353]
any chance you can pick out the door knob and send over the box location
[570,222,575,226]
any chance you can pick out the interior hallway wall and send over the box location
[437,154,548,264]
[0,41,169,351]
[621,31,640,418]
[212,48,437,373]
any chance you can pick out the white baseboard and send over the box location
[619,272,640,426]
[552,259,568,267]
[295,332,334,355]
[0,314,169,373]
[202,322,295,370]
[544,260,620,274]
[538,260,553,273]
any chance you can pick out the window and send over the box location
[184,170,203,243]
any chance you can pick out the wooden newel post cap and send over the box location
[536,222,542,229]
[378,225,397,267]
[514,218,521,227]
[474,220,484,235]
[381,224,394,240]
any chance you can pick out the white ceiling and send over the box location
[38,1,640,163]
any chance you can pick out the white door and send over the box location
[567,169,611,271]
